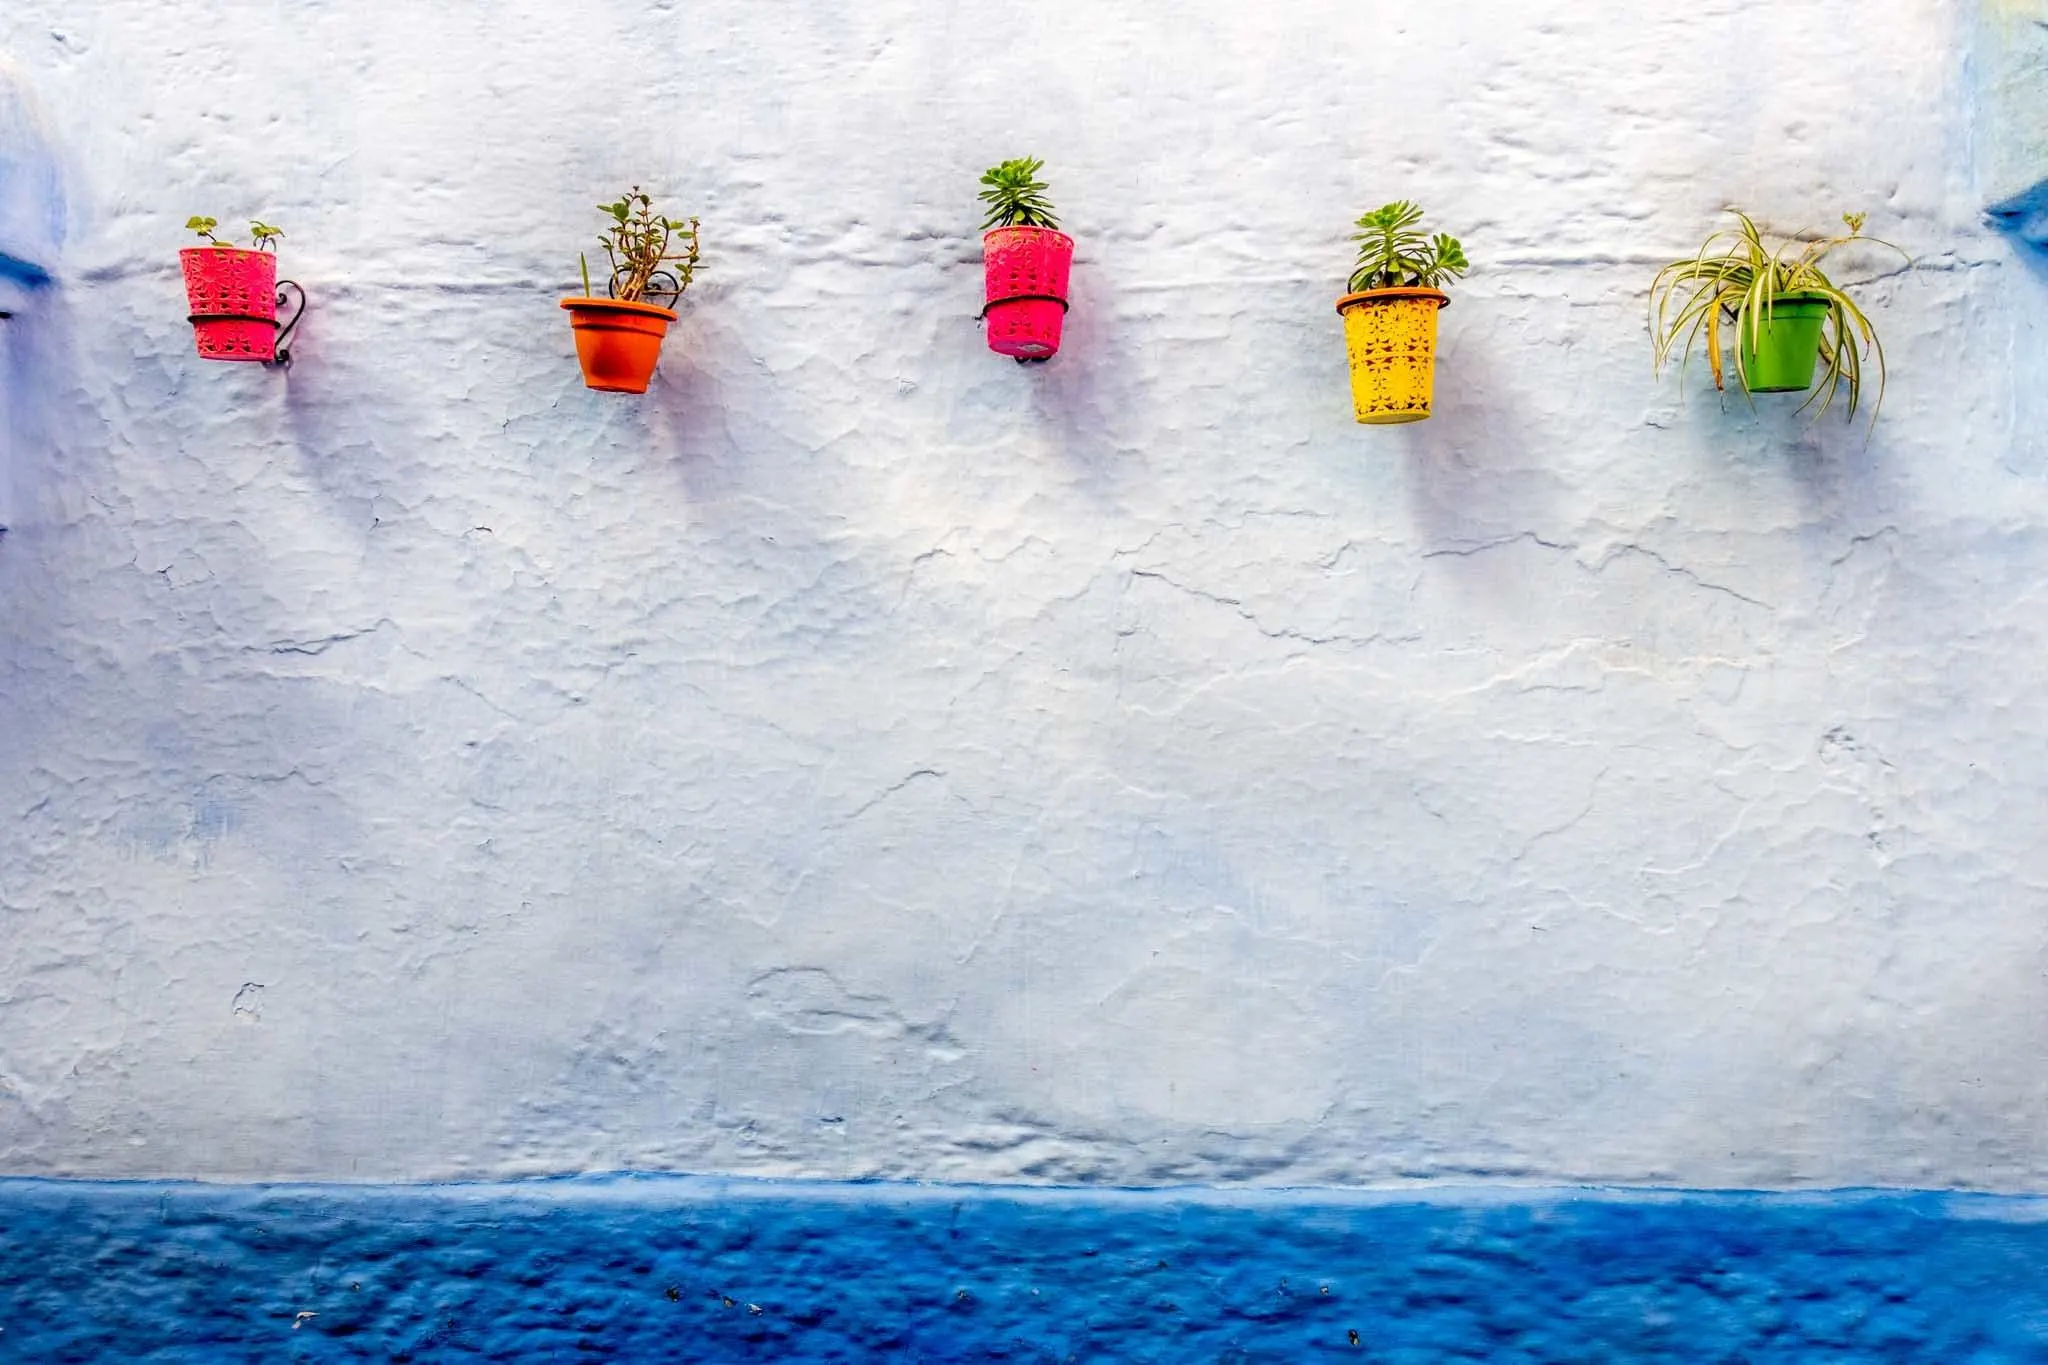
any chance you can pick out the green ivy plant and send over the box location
[1650,210,1905,423]
[1348,202,1468,293]
[186,217,283,251]
[582,187,701,307]
[978,157,1059,231]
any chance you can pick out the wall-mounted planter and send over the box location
[563,188,700,395]
[1735,292,1830,393]
[982,225,1073,362]
[976,158,1070,363]
[1336,287,1448,425]
[559,297,677,394]
[180,247,304,366]
[1338,202,1468,425]
[1650,210,1903,424]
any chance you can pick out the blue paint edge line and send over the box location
[3,1171,2045,1205]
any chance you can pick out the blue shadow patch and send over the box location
[4,1177,2048,1361]
[1990,181,2048,253]
[0,60,62,312]
[0,252,49,290]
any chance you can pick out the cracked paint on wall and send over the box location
[1,0,2047,1196]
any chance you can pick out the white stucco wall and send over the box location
[2,0,2045,1189]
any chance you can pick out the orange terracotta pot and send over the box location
[560,297,678,393]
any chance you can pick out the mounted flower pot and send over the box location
[559,297,678,393]
[977,157,1071,363]
[1336,287,1449,424]
[1737,293,1832,392]
[562,187,701,394]
[179,217,303,365]
[1651,210,1905,424]
[1338,202,1468,425]
[983,226,1073,361]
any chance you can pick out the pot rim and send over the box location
[1750,290,1835,308]
[179,245,275,262]
[982,226,1075,247]
[559,296,679,321]
[1336,287,1449,315]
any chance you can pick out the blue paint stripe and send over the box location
[3,1177,2048,1361]
[0,253,51,288]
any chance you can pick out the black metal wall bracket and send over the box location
[265,280,306,371]
[975,292,1070,320]
[975,292,1067,364]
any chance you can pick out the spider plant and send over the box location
[1348,201,1468,293]
[978,157,1059,231]
[1650,210,1905,423]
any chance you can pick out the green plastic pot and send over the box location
[1737,292,1832,393]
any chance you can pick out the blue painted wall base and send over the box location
[4,1177,2048,1362]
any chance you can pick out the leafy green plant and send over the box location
[978,157,1059,231]
[1650,210,1905,422]
[186,217,283,251]
[583,187,701,306]
[1347,202,1468,293]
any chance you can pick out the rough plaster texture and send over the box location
[1,0,2046,1188]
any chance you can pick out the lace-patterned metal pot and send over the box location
[1336,287,1449,424]
[180,247,280,362]
[982,227,1073,362]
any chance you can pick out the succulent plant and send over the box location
[978,157,1059,231]
[1348,201,1468,293]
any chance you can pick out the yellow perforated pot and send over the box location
[1336,287,1449,424]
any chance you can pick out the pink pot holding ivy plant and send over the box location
[180,247,278,362]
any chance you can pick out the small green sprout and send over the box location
[186,216,284,251]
